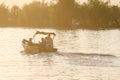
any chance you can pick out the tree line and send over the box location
[0,0,120,29]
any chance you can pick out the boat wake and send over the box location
[21,52,120,67]
[58,52,120,67]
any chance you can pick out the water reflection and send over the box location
[0,28,120,80]
[1,28,120,55]
[54,29,120,55]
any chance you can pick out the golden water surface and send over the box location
[0,28,120,80]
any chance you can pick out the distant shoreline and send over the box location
[0,25,120,30]
[0,0,120,30]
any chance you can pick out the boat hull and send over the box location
[22,43,57,53]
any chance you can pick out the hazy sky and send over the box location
[0,0,119,8]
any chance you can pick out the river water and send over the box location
[0,28,120,80]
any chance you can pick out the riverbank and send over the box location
[0,25,120,30]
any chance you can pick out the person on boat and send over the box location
[28,38,33,45]
[45,34,53,50]
[40,38,46,47]
[22,39,28,44]
[39,38,46,51]
[22,38,33,45]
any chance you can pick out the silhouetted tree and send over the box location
[110,5,120,27]
[53,0,77,28]
[0,0,120,29]
[21,1,50,27]
[10,5,21,26]
[83,0,111,28]
[0,3,9,26]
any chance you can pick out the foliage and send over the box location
[0,0,120,29]
[10,5,21,26]
[0,3,9,26]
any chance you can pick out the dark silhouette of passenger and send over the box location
[45,34,53,50]
[39,38,46,51]
[22,39,28,44]
[22,38,33,46]
[28,38,33,45]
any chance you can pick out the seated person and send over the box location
[39,38,45,46]
[22,39,28,44]
[22,38,33,46]
[39,38,46,51]
[28,38,33,45]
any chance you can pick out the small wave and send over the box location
[56,52,120,67]
[57,52,116,57]
[20,51,120,67]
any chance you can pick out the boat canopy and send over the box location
[35,31,56,36]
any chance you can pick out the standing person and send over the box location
[45,34,53,50]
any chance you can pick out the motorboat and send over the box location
[22,31,57,53]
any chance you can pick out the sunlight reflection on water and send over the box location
[0,28,120,80]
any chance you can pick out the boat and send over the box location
[22,31,57,53]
